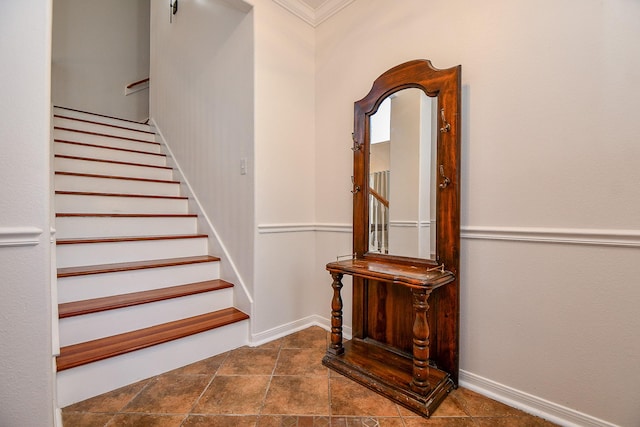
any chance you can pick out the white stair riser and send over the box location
[55,157,173,181]
[55,174,181,197]
[55,142,166,167]
[57,262,221,302]
[56,216,198,239]
[57,237,208,268]
[55,194,188,214]
[56,320,249,407]
[53,107,153,133]
[54,117,156,142]
[54,129,161,154]
[59,289,234,346]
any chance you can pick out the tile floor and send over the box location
[62,326,558,426]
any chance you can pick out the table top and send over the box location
[326,258,455,289]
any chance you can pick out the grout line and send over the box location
[258,336,284,417]
[181,351,231,426]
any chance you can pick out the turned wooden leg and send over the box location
[327,272,344,355]
[410,287,431,394]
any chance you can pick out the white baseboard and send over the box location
[54,407,63,427]
[459,370,619,427]
[250,314,352,347]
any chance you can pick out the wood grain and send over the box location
[59,279,233,318]
[57,255,220,278]
[56,308,249,371]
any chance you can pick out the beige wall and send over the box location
[1,1,55,426]
[52,0,150,121]
[314,0,640,426]
[251,0,318,338]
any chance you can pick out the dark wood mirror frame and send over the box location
[323,60,461,417]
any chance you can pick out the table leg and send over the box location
[328,272,344,355]
[410,287,431,394]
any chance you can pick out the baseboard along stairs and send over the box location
[53,106,250,407]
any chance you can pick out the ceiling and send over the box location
[272,0,354,27]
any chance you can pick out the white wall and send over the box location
[52,0,150,121]
[251,0,318,338]
[0,1,55,426]
[149,0,254,314]
[314,0,640,426]
[148,0,318,341]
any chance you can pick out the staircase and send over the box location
[53,107,249,407]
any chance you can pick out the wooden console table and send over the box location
[323,258,456,416]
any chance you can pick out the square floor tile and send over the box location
[105,413,185,426]
[330,376,400,417]
[218,347,279,376]
[166,352,228,376]
[192,375,270,415]
[61,412,114,427]
[262,376,330,415]
[453,387,524,418]
[402,417,476,426]
[274,348,329,376]
[182,414,259,426]
[281,326,329,349]
[473,416,559,426]
[63,378,151,413]
[121,374,210,414]
[377,418,407,427]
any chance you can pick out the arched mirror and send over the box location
[352,59,461,272]
[368,89,438,259]
[324,59,461,418]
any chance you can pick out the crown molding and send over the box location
[272,0,354,27]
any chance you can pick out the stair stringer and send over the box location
[151,119,254,321]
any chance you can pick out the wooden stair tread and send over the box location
[56,213,197,218]
[59,279,234,318]
[54,126,160,145]
[55,154,172,170]
[57,255,220,278]
[55,139,166,157]
[54,106,152,127]
[56,308,249,371]
[55,171,180,185]
[55,190,187,200]
[54,114,156,135]
[57,234,208,245]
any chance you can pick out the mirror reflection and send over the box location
[368,88,438,259]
